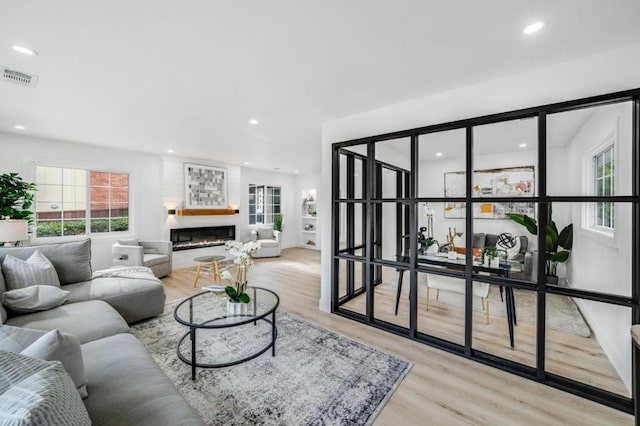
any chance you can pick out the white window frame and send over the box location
[32,165,132,242]
[581,127,617,246]
[248,184,281,226]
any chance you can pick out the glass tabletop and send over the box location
[174,286,279,328]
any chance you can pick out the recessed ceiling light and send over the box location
[244,161,249,165]
[249,119,259,125]
[12,45,38,56]
[294,170,299,174]
[167,149,174,153]
[14,125,25,130]
[523,21,544,35]
[435,152,443,157]
[519,143,527,148]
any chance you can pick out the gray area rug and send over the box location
[131,300,412,425]
[428,276,591,337]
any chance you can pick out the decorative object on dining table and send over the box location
[480,245,500,268]
[221,240,261,313]
[506,202,573,284]
[446,227,463,259]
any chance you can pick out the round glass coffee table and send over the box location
[174,287,279,380]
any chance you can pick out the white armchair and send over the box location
[250,228,281,258]
[112,239,172,278]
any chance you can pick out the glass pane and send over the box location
[36,220,62,237]
[338,259,366,316]
[90,171,109,186]
[546,298,631,397]
[417,202,467,275]
[37,185,62,203]
[90,218,110,233]
[91,203,109,218]
[417,272,465,346]
[472,284,537,367]
[549,202,631,297]
[373,202,410,264]
[473,118,538,198]
[547,101,632,196]
[36,166,62,185]
[473,201,537,284]
[338,202,365,258]
[418,128,466,198]
[374,138,411,199]
[373,265,409,329]
[339,145,367,200]
[111,216,128,232]
[63,219,86,236]
[110,173,128,187]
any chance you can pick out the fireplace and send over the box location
[170,225,235,251]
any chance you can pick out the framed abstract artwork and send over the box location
[444,166,535,219]
[184,163,228,209]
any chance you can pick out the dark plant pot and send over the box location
[546,275,559,285]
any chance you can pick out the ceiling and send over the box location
[1,1,639,174]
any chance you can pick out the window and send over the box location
[593,145,614,230]
[248,184,281,225]
[35,166,129,237]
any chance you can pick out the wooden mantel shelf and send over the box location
[177,208,239,216]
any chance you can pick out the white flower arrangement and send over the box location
[224,240,261,268]
[221,240,261,303]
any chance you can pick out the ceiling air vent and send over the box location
[2,67,39,88]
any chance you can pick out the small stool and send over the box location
[193,255,226,287]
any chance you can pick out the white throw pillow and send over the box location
[496,233,521,260]
[257,228,274,240]
[2,250,61,290]
[2,285,70,313]
[0,350,91,425]
[118,238,139,246]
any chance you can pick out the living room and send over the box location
[1,1,640,425]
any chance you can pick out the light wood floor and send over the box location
[162,248,633,425]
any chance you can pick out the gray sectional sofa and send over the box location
[0,239,204,425]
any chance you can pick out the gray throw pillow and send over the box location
[257,228,274,240]
[0,350,91,425]
[20,329,88,398]
[0,265,7,324]
[2,250,61,290]
[118,238,139,246]
[2,285,70,313]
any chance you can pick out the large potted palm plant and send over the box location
[506,203,573,284]
[0,173,37,246]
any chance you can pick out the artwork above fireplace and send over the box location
[170,225,235,251]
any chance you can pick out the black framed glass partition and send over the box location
[331,89,640,413]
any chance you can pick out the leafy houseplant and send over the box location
[221,240,261,304]
[0,173,37,221]
[273,213,283,232]
[506,203,573,282]
[480,245,499,266]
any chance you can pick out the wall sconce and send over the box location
[167,209,177,215]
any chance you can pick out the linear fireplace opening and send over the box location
[170,225,236,251]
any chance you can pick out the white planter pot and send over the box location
[227,300,248,315]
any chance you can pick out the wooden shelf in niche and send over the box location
[177,209,239,216]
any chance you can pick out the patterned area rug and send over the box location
[131,300,412,425]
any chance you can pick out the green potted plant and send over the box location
[273,213,283,232]
[506,203,573,284]
[0,173,36,221]
[480,245,499,268]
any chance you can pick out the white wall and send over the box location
[319,42,640,315]
[0,132,164,270]
[562,102,634,391]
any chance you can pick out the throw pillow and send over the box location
[20,329,88,398]
[143,247,160,254]
[2,285,70,313]
[496,233,521,260]
[0,265,7,324]
[2,250,61,290]
[0,350,91,425]
[257,228,274,240]
[118,238,139,246]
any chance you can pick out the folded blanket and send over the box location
[92,266,159,281]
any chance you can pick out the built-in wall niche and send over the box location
[547,101,633,196]
[301,188,319,249]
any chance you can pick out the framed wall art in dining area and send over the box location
[184,163,228,208]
